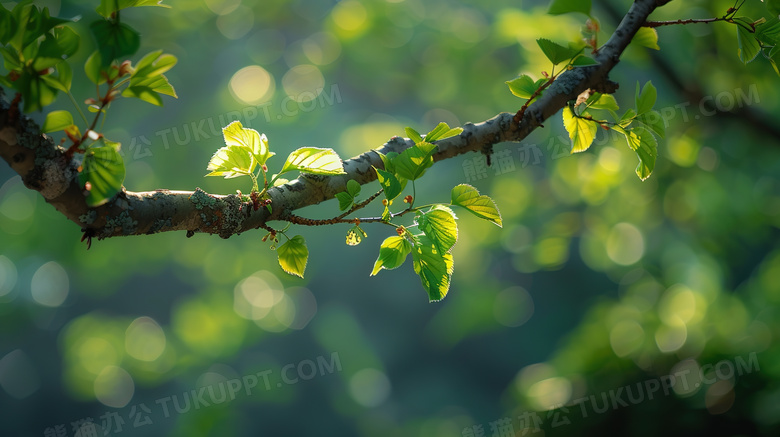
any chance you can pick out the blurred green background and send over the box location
[2,0,780,436]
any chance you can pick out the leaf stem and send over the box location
[66,90,89,125]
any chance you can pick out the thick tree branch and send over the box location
[0,0,668,241]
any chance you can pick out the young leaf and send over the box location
[425,122,463,142]
[371,236,412,276]
[562,106,598,153]
[536,38,581,65]
[33,26,80,70]
[548,0,591,16]
[346,179,361,197]
[392,142,437,181]
[280,147,346,175]
[615,126,657,180]
[506,74,538,99]
[737,24,761,64]
[451,184,502,227]
[405,127,423,144]
[571,55,599,66]
[346,226,367,246]
[631,27,660,50]
[205,145,255,178]
[757,17,780,44]
[635,81,657,115]
[277,235,308,278]
[79,139,126,207]
[766,0,780,16]
[335,192,353,211]
[41,110,74,133]
[375,167,403,201]
[222,121,273,167]
[587,93,619,111]
[417,205,458,255]
[412,235,454,302]
[637,110,666,139]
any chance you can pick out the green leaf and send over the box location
[33,26,80,70]
[96,0,171,18]
[346,179,361,197]
[370,236,412,276]
[766,0,780,16]
[377,151,398,174]
[615,126,657,181]
[131,50,177,79]
[737,24,761,64]
[79,139,126,207]
[536,38,581,65]
[84,51,106,85]
[205,145,255,178]
[222,120,273,167]
[637,110,666,139]
[121,86,163,106]
[635,81,657,115]
[412,235,454,302]
[548,0,591,16]
[570,55,599,66]
[375,167,403,201]
[16,74,58,112]
[417,205,458,255]
[562,106,598,153]
[450,184,502,227]
[506,74,538,99]
[587,93,619,111]
[424,122,463,142]
[631,27,660,50]
[89,19,140,66]
[757,17,780,44]
[392,141,437,180]
[335,192,353,211]
[618,108,637,128]
[405,127,423,143]
[280,147,346,175]
[0,5,16,45]
[41,110,74,133]
[277,235,308,278]
[346,226,367,246]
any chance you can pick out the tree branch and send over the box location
[0,0,668,241]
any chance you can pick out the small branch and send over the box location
[643,17,724,27]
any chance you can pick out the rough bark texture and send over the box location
[0,0,669,240]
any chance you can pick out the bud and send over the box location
[382,199,388,206]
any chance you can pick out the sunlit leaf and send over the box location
[506,74,538,99]
[79,139,126,207]
[451,184,502,227]
[205,145,255,178]
[280,147,346,175]
[631,27,660,50]
[346,226,367,246]
[375,167,402,201]
[277,235,308,278]
[587,93,619,111]
[392,141,437,181]
[405,127,423,143]
[370,235,412,276]
[562,106,598,153]
[425,122,463,142]
[412,235,454,302]
[41,109,73,133]
[615,126,657,180]
[417,205,458,254]
[222,120,273,167]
